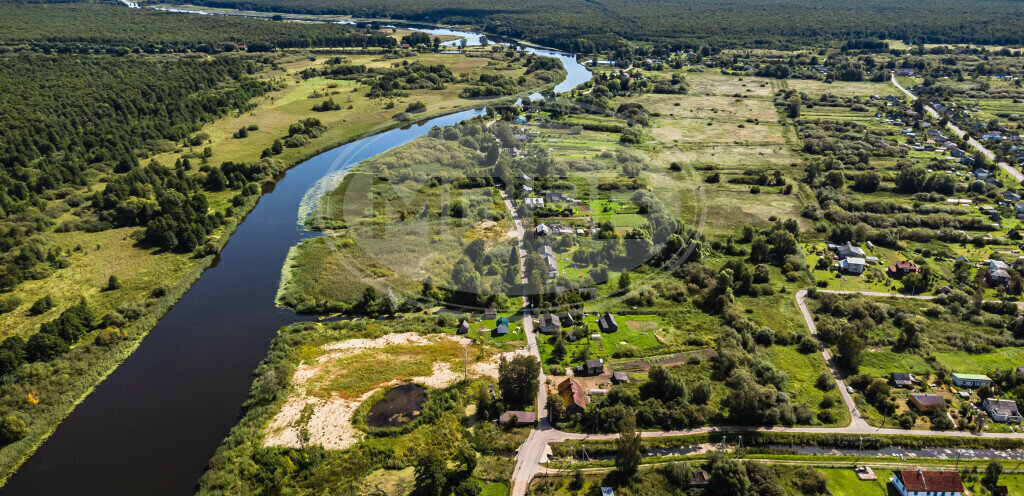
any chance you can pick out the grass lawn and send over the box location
[933,347,1024,374]
[479,481,509,496]
[784,79,894,98]
[859,349,934,378]
[820,468,893,496]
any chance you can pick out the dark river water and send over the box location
[0,19,590,495]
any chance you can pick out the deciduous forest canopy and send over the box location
[165,0,1024,50]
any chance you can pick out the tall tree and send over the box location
[498,355,540,407]
[615,416,642,478]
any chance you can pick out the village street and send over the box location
[890,74,1020,182]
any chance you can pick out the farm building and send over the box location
[952,373,992,388]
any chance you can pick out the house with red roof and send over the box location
[890,469,963,496]
[556,377,587,416]
[887,260,919,278]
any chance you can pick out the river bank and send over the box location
[0,13,591,492]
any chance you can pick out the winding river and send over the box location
[0,14,590,496]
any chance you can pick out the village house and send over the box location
[597,312,619,333]
[891,469,963,496]
[890,372,915,388]
[984,398,1021,423]
[540,245,559,278]
[909,393,946,413]
[988,268,1011,285]
[524,197,544,209]
[557,377,587,416]
[951,373,992,388]
[535,223,551,236]
[495,316,509,335]
[611,371,630,384]
[576,358,604,376]
[484,308,497,320]
[887,261,919,278]
[831,241,866,259]
[499,410,536,426]
[538,313,561,334]
[457,319,470,335]
[840,257,866,274]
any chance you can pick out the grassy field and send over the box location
[760,345,851,426]
[858,349,934,378]
[148,49,560,168]
[933,347,1024,374]
[820,468,893,496]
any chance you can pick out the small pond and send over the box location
[365,383,427,428]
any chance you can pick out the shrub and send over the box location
[29,294,55,315]
[0,415,28,444]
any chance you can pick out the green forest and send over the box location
[163,0,1024,51]
[0,3,399,52]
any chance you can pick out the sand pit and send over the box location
[265,332,526,450]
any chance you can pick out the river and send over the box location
[0,13,591,496]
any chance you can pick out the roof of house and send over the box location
[989,269,1011,279]
[613,371,630,382]
[690,469,710,486]
[894,261,917,270]
[985,398,1021,417]
[584,359,604,371]
[542,313,561,327]
[598,312,617,329]
[896,470,964,493]
[892,372,913,382]
[558,377,587,409]
[911,393,946,407]
[953,373,992,381]
[497,316,509,326]
[499,410,536,423]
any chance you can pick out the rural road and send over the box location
[890,74,1019,182]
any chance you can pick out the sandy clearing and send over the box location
[265,333,527,450]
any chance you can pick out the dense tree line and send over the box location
[170,0,1024,51]
[0,54,269,291]
[0,3,399,53]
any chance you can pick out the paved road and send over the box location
[500,189,553,496]
[890,75,1019,182]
